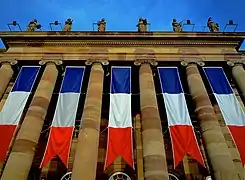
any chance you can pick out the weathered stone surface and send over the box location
[1,63,58,180]
[0,63,13,99]
[71,63,104,180]
[232,64,245,101]
[186,64,239,180]
[139,63,169,180]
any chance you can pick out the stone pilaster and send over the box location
[71,60,107,180]
[182,60,239,180]
[135,59,169,180]
[0,60,17,100]
[227,60,245,101]
[1,60,61,180]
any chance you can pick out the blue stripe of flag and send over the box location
[203,67,233,94]
[110,67,131,94]
[12,66,40,92]
[60,67,85,93]
[158,67,183,94]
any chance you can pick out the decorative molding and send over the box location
[134,59,158,66]
[85,59,109,66]
[227,60,245,66]
[181,60,205,67]
[5,40,239,48]
[0,59,18,65]
[39,59,63,66]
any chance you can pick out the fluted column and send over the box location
[1,60,61,180]
[71,60,107,180]
[227,60,245,101]
[135,59,169,180]
[182,61,239,180]
[0,60,17,100]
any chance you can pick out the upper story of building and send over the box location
[0,17,244,65]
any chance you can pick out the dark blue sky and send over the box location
[0,0,244,49]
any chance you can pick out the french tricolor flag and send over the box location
[40,66,85,168]
[104,66,134,169]
[158,67,205,168]
[0,66,40,163]
[203,67,245,166]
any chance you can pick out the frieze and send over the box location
[5,40,238,48]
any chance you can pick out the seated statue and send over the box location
[63,18,73,31]
[207,17,219,32]
[137,17,147,32]
[97,18,106,32]
[26,19,40,31]
[172,19,182,32]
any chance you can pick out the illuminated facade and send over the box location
[0,30,245,180]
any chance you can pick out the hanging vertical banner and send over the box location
[105,67,134,169]
[203,67,245,165]
[158,67,204,168]
[40,66,85,168]
[0,66,40,162]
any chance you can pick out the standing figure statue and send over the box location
[137,18,148,32]
[172,19,182,32]
[97,18,106,32]
[26,19,41,31]
[63,18,73,31]
[207,17,219,32]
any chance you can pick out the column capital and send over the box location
[0,59,18,65]
[39,59,63,66]
[85,59,109,66]
[227,60,245,67]
[134,59,158,66]
[180,60,205,67]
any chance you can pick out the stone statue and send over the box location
[97,18,106,32]
[207,17,219,32]
[63,18,73,31]
[172,19,182,32]
[137,18,147,32]
[26,19,40,31]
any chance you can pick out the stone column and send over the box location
[71,60,107,180]
[182,61,239,180]
[227,61,245,101]
[1,60,61,180]
[134,114,144,180]
[135,59,169,180]
[0,60,17,100]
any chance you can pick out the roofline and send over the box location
[0,31,244,49]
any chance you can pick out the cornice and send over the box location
[5,40,239,48]
[0,31,244,49]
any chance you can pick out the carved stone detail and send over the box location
[6,40,237,48]
[0,59,18,65]
[85,59,109,66]
[181,60,205,66]
[39,60,63,66]
[134,59,158,66]
[227,60,245,67]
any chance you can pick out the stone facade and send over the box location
[0,31,245,180]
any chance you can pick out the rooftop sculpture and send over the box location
[97,18,106,32]
[207,17,219,32]
[26,19,41,31]
[172,19,182,32]
[137,17,148,32]
[63,18,73,31]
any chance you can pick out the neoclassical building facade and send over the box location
[0,31,245,180]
